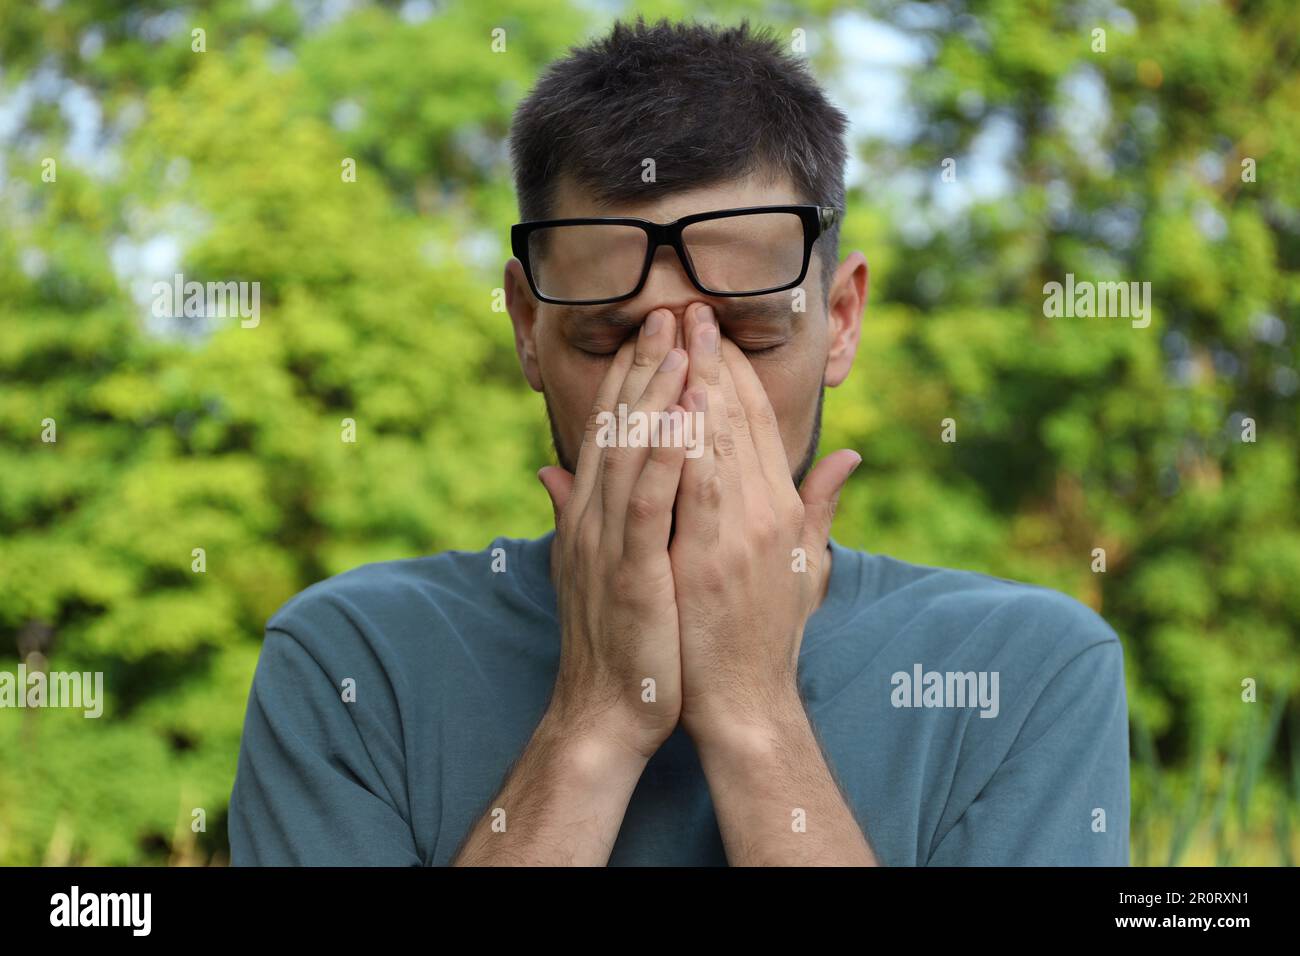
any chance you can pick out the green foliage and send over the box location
[0,0,1296,864]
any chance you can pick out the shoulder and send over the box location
[269,552,458,633]
[263,535,548,660]
[840,544,1122,677]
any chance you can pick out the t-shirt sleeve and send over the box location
[925,638,1130,866]
[228,626,423,866]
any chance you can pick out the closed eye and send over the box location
[578,342,783,358]
[571,324,787,358]
[736,342,784,356]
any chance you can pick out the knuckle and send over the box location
[714,429,737,458]
[601,444,632,476]
[626,493,660,524]
[751,511,778,541]
[721,544,748,571]
[698,563,725,593]
[648,442,684,470]
[751,402,778,432]
[697,473,723,508]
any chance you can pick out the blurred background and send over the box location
[0,0,1297,865]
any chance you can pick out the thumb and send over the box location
[798,449,861,549]
[537,466,575,526]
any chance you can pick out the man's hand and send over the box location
[455,308,690,865]
[538,307,690,759]
[670,302,860,745]
[666,302,875,866]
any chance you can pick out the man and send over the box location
[229,18,1129,866]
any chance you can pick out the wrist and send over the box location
[538,700,661,771]
[685,689,810,766]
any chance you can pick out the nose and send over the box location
[634,245,714,349]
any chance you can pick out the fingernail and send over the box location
[698,323,717,351]
[661,348,685,372]
[643,310,664,336]
[849,453,863,474]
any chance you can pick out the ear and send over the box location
[823,250,867,388]
[505,258,544,392]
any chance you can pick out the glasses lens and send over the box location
[528,224,648,302]
[682,212,806,294]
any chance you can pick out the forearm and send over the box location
[452,708,648,866]
[694,697,879,867]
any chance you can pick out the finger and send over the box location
[798,449,862,556]
[623,405,688,563]
[721,337,794,500]
[538,463,579,546]
[674,386,720,546]
[684,305,742,502]
[590,308,677,520]
[601,347,690,548]
[617,308,676,409]
[570,336,637,515]
[538,465,575,528]
[713,337,767,502]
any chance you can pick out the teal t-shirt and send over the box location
[228,533,1130,866]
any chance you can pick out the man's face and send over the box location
[505,172,866,487]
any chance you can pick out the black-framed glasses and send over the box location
[511,204,840,305]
